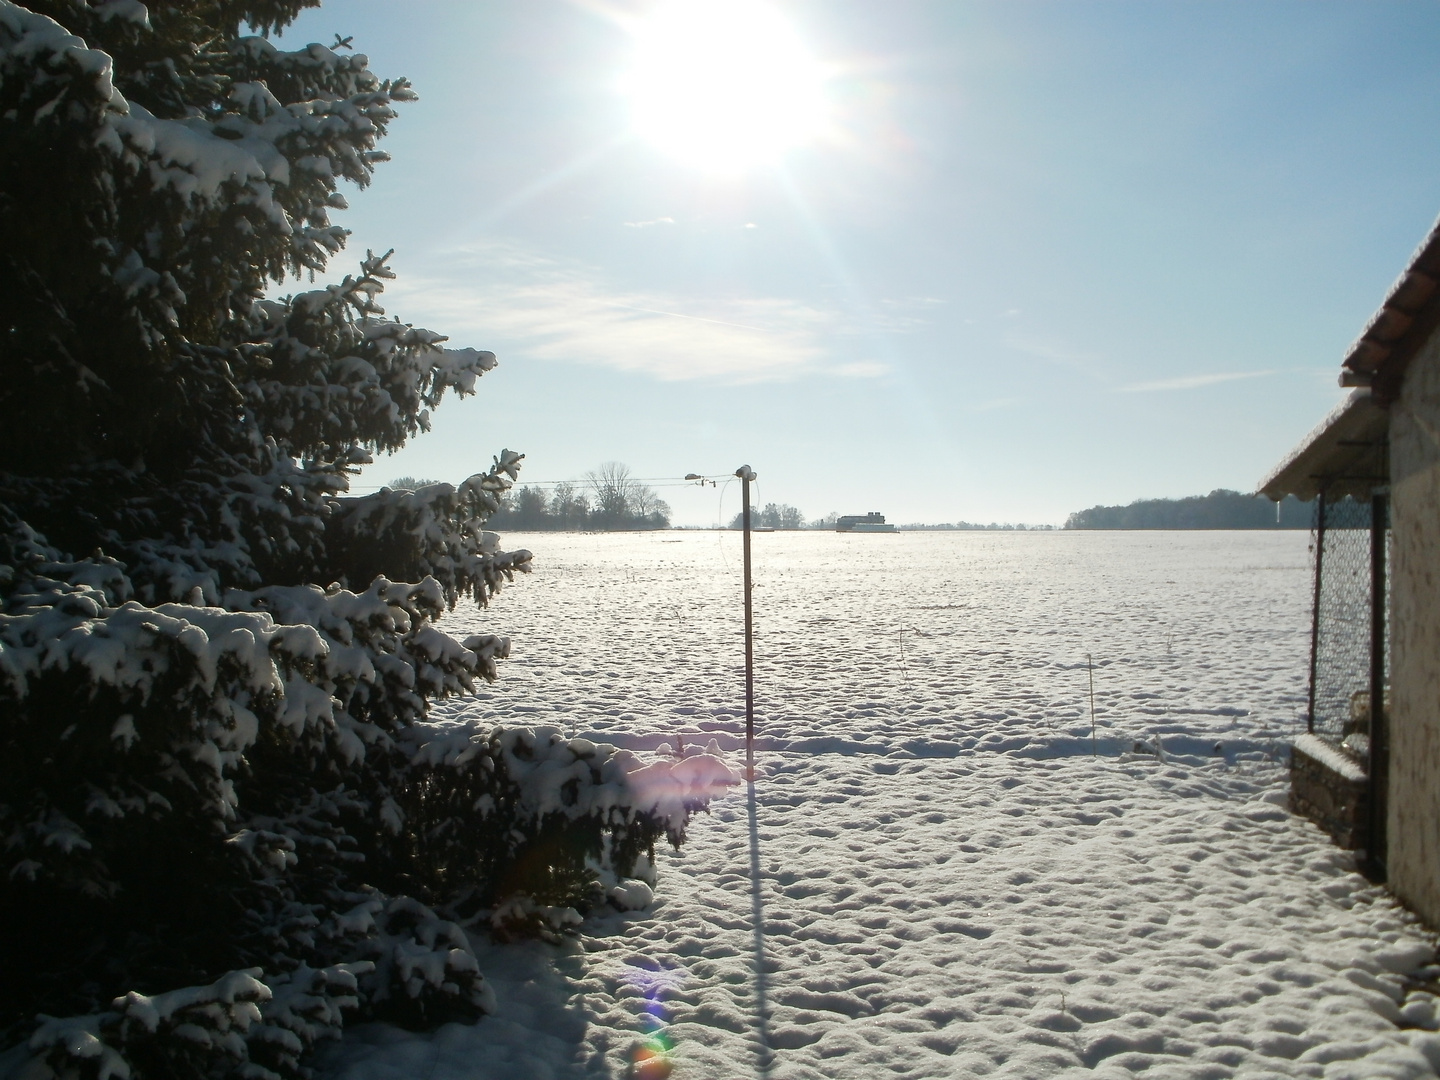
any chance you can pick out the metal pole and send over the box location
[1087,653,1096,757]
[736,465,756,777]
[1368,490,1389,876]
[1306,488,1326,734]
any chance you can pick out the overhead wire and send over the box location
[345,472,735,494]
[715,476,736,570]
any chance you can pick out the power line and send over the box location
[347,473,734,493]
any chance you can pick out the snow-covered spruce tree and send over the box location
[0,2,734,1075]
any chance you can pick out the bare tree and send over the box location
[583,462,670,530]
[585,461,640,527]
[631,484,671,521]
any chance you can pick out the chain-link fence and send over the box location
[1308,495,1389,760]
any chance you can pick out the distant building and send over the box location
[835,512,896,533]
[1261,214,1440,925]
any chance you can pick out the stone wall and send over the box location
[1388,327,1440,925]
[1291,734,1369,850]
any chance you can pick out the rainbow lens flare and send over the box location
[629,1035,674,1080]
[624,962,685,1079]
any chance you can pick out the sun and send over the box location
[622,0,829,173]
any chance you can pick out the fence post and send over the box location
[1367,490,1389,876]
[1306,489,1327,734]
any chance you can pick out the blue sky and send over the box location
[283,0,1440,525]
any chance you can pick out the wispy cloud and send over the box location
[880,295,946,308]
[384,241,866,384]
[1118,370,1275,393]
[835,360,890,378]
[623,217,675,228]
[871,295,947,334]
[1003,335,1105,378]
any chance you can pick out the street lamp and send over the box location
[687,466,758,777]
[735,465,757,777]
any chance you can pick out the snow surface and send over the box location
[318,531,1440,1079]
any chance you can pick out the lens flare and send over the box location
[630,1038,674,1080]
[624,963,685,1079]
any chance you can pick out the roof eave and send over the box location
[1257,389,1388,502]
[1339,215,1440,400]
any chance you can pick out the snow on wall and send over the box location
[1294,732,1367,783]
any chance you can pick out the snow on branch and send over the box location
[239,252,501,461]
[0,565,507,896]
[26,969,270,1080]
[325,451,532,609]
[395,723,739,940]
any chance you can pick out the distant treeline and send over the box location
[724,511,1062,532]
[728,503,808,529]
[1065,489,1313,530]
[395,463,673,531]
[900,522,1059,532]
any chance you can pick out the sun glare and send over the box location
[622,0,829,173]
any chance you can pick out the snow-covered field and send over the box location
[319,531,1440,1079]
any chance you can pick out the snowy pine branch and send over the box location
[325,451,531,609]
